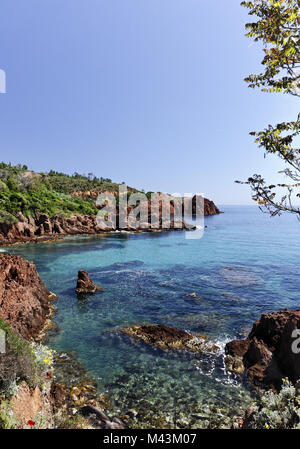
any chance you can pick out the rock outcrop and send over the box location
[122,324,219,353]
[203,197,221,216]
[225,309,300,390]
[0,211,196,245]
[72,188,221,217]
[76,270,103,295]
[0,196,220,245]
[0,213,102,245]
[0,254,53,340]
[182,195,221,217]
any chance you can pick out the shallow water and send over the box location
[6,206,300,428]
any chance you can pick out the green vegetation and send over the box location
[46,170,120,195]
[0,400,18,429]
[0,318,39,391]
[0,162,127,223]
[0,319,58,429]
[240,379,300,429]
[0,162,154,224]
[57,414,90,429]
[238,0,300,218]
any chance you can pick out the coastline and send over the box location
[0,215,217,247]
[1,207,299,429]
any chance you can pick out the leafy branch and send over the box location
[238,0,300,218]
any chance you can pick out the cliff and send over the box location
[0,254,53,340]
[0,213,101,245]
[203,197,221,216]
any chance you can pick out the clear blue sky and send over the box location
[0,0,298,205]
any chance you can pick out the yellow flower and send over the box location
[265,424,270,429]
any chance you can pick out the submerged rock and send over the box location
[225,309,300,390]
[76,270,103,295]
[186,292,202,300]
[221,266,262,287]
[79,405,125,429]
[122,324,219,353]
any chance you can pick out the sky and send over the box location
[0,0,298,205]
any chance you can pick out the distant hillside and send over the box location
[0,162,221,245]
[0,163,138,224]
[0,163,220,229]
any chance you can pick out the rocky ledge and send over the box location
[122,324,219,353]
[0,253,55,341]
[225,309,300,390]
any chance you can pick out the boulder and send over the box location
[76,270,103,295]
[225,309,300,390]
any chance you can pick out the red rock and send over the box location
[0,195,219,244]
[225,339,250,358]
[225,309,300,389]
[182,196,221,217]
[0,254,52,340]
[122,323,219,353]
[76,270,103,294]
[128,324,193,346]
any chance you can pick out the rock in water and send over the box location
[225,309,300,390]
[76,270,103,295]
[0,253,52,340]
[122,324,219,353]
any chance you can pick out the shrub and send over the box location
[243,379,300,429]
[31,343,55,372]
[0,162,140,221]
[0,211,18,225]
[0,318,39,393]
[0,400,18,429]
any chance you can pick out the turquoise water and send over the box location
[5,206,300,428]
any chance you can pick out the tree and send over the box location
[237,0,300,218]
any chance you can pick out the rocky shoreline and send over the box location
[1,252,299,429]
[0,196,220,246]
[0,253,124,429]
